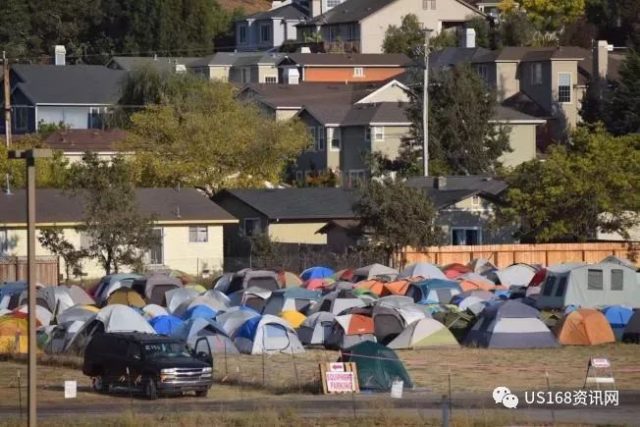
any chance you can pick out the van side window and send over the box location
[587,269,603,290]
[611,269,624,290]
[554,277,567,297]
[542,277,556,296]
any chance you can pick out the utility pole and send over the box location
[3,51,12,193]
[422,30,432,177]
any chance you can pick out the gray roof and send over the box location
[303,102,410,126]
[493,105,546,123]
[406,175,507,196]
[501,92,549,119]
[12,65,126,105]
[108,56,199,72]
[189,52,284,68]
[245,2,308,21]
[429,47,494,70]
[0,189,236,224]
[283,53,412,67]
[214,188,359,220]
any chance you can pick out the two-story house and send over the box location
[297,0,485,54]
[235,1,309,52]
[188,52,284,84]
[0,56,125,134]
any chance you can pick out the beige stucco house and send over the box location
[297,0,484,53]
[0,189,237,280]
[189,52,284,84]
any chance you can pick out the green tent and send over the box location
[340,341,413,391]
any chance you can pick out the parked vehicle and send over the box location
[82,332,213,399]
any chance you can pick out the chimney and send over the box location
[594,40,610,80]
[54,45,66,66]
[311,0,322,17]
[434,176,447,190]
[285,67,300,84]
[460,28,476,48]
[298,46,311,53]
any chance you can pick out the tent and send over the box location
[601,255,637,270]
[468,258,496,275]
[334,269,354,282]
[165,287,200,314]
[495,264,538,287]
[327,314,376,349]
[182,304,217,321]
[388,318,459,349]
[406,279,461,304]
[0,282,27,310]
[215,306,261,337]
[464,300,557,348]
[339,341,413,391]
[555,309,616,345]
[277,271,303,288]
[142,304,168,319]
[622,310,640,343]
[280,310,306,328]
[106,288,145,308]
[93,273,142,305]
[220,269,281,305]
[300,266,335,281]
[309,291,366,316]
[66,286,95,306]
[234,315,304,354]
[398,263,446,280]
[537,262,640,309]
[355,279,387,297]
[304,278,334,291]
[173,317,238,354]
[20,286,75,314]
[383,280,412,296]
[241,287,273,313]
[602,305,634,340]
[352,264,398,282]
[297,312,336,346]
[44,320,85,354]
[433,307,474,342]
[132,274,183,305]
[262,288,321,316]
[0,315,28,353]
[173,293,230,318]
[57,305,99,324]
[458,273,500,291]
[16,304,53,326]
[456,296,488,315]
[442,263,472,279]
[149,315,184,335]
[185,283,207,294]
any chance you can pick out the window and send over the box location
[348,170,366,187]
[149,228,164,265]
[260,24,271,43]
[353,67,364,77]
[79,231,93,250]
[316,127,325,151]
[365,127,371,141]
[88,107,104,129]
[451,228,482,245]
[587,269,603,290]
[554,277,567,297]
[423,0,436,9]
[476,64,488,81]
[189,226,208,243]
[328,127,341,151]
[471,195,481,208]
[328,26,339,42]
[0,229,8,254]
[542,277,556,296]
[308,126,317,150]
[14,107,28,132]
[373,126,384,141]
[265,76,278,84]
[558,73,572,103]
[430,0,436,9]
[611,269,624,291]
[531,62,542,85]
[327,0,341,8]
[243,218,261,237]
[239,25,247,44]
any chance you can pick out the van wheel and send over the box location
[92,376,109,394]
[143,377,158,400]
[195,389,208,397]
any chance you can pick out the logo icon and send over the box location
[493,386,519,409]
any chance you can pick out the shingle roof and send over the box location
[283,53,412,67]
[429,47,494,69]
[12,65,126,105]
[406,175,507,196]
[240,82,382,108]
[43,129,128,152]
[495,46,587,62]
[108,56,199,72]
[501,92,550,119]
[0,189,236,225]
[214,188,359,220]
[189,52,284,68]
[245,2,308,20]
[493,105,546,123]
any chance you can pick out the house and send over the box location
[277,53,412,83]
[107,56,199,73]
[0,58,126,134]
[0,189,237,278]
[235,1,309,51]
[297,0,485,54]
[39,129,128,163]
[188,52,284,83]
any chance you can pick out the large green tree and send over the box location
[122,71,310,196]
[517,0,585,32]
[354,179,443,266]
[605,51,640,135]
[382,14,426,59]
[586,0,640,49]
[498,126,640,242]
[38,228,87,283]
[400,65,510,176]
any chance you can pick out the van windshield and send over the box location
[143,342,191,359]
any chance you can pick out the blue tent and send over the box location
[149,315,184,335]
[182,304,217,320]
[602,305,634,340]
[0,282,27,310]
[406,279,461,304]
[300,267,335,281]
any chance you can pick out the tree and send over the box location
[383,14,426,59]
[604,50,640,135]
[586,0,640,49]
[66,154,158,275]
[498,10,537,47]
[402,65,510,176]
[123,72,310,196]
[354,179,442,266]
[517,0,586,32]
[467,17,492,49]
[0,0,33,58]
[497,125,640,242]
[38,228,87,283]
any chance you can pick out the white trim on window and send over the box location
[188,225,208,243]
[265,76,277,84]
[558,72,572,104]
[328,127,341,151]
[373,126,384,141]
[243,218,261,237]
[451,227,482,246]
[353,67,364,77]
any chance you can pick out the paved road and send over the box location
[2,390,639,425]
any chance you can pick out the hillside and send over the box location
[219,0,272,14]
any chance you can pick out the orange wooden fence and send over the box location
[0,256,60,285]
[401,242,639,268]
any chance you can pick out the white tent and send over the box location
[352,264,398,282]
[216,307,260,337]
[398,263,446,280]
[166,287,200,314]
[234,315,304,355]
[388,318,459,349]
[142,304,169,319]
[297,312,336,346]
[496,264,537,287]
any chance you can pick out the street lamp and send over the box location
[7,148,52,427]
[422,28,433,177]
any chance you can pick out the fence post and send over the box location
[17,370,22,422]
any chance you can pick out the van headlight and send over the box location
[161,368,177,374]
[202,367,212,373]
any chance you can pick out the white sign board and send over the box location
[390,380,404,399]
[591,358,611,368]
[64,381,77,399]
[329,363,345,372]
[325,372,356,393]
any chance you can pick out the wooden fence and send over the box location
[0,256,60,285]
[402,242,639,268]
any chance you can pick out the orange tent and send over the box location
[383,280,412,296]
[458,278,497,292]
[555,309,615,346]
[443,263,472,279]
[342,314,375,335]
[355,279,386,296]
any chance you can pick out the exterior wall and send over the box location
[495,61,519,101]
[208,66,230,81]
[1,224,225,279]
[275,109,299,121]
[357,82,410,103]
[37,105,102,130]
[325,227,359,253]
[370,125,408,160]
[520,60,553,113]
[359,0,482,53]
[497,122,538,168]
[326,126,341,170]
[295,111,328,173]
[302,67,405,83]
[341,126,369,172]
[551,60,579,129]
[272,19,286,48]
[269,222,329,244]
[213,196,269,257]
[257,64,280,83]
